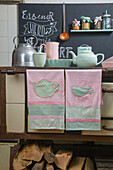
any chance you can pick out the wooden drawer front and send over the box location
[6,104,25,133]
[101,83,113,118]
[82,120,113,136]
[6,74,25,104]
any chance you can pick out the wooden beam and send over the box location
[0,72,6,133]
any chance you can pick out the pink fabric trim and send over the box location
[66,118,100,123]
[28,101,65,105]
[29,116,64,119]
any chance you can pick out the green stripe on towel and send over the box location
[28,105,65,116]
[66,122,101,131]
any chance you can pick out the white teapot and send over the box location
[69,44,104,68]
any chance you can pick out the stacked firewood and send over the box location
[13,141,86,170]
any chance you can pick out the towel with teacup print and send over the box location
[66,69,102,130]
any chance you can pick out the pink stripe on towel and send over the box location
[66,118,100,123]
[28,101,65,105]
[29,116,64,119]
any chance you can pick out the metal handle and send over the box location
[13,34,38,48]
[102,125,113,131]
[102,87,113,93]
[63,2,65,33]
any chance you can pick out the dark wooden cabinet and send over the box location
[1,67,113,142]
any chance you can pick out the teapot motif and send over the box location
[69,44,104,68]
[30,79,59,97]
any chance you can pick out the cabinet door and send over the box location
[101,83,113,118]
[6,74,25,104]
[6,104,25,133]
[82,120,113,136]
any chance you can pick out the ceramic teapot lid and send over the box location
[79,50,93,53]
[77,44,92,55]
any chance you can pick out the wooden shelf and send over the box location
[70,29,113,33]
[1,132,113,142]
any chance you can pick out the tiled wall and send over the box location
[0,5,18,66]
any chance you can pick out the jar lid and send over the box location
[103,10,111,17]
[103,14,111,17]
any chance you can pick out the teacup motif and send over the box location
[72,87,93,97]
[30,79,59,97]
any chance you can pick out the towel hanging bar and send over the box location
[102,87,113,93]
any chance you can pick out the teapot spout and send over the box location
[69,51,77,65]
[30,81,36,86]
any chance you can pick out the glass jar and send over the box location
[82,22,90,30]
[72,24,80,30]
[94,21,101,29]
[102,14,111,29]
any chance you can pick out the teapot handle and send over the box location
[96,53,105,65]
[13,34,38,48]
[80,44,89,47]
[51,81,59,93]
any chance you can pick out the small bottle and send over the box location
[102,10,111,29]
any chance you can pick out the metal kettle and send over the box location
[12,34,38,67]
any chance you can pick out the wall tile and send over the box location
[8,36,16,53]
[7,5,18,21]
[8,52,12,66]
[0,5,7,21]
[0,37,8,53]
[0,21,7,36]
[8,21,17,37]
[0,53,9,66]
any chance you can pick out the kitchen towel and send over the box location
[66,69,102,131]
[27,69,65,130]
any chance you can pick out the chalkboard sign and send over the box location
[19,3,113,63]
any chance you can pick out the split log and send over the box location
[55,150,73,170]
[39,141,55,163]
[45,163,54,170]
[22,144,43,162]
[68,156,86,170]
[44,152,55,164]
[13,150,32,170]
[31,160,45,170]
[84,157,95,170]
[39,140,53,153]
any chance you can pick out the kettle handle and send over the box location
[96,53,105,65]
[13,34,38,48]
